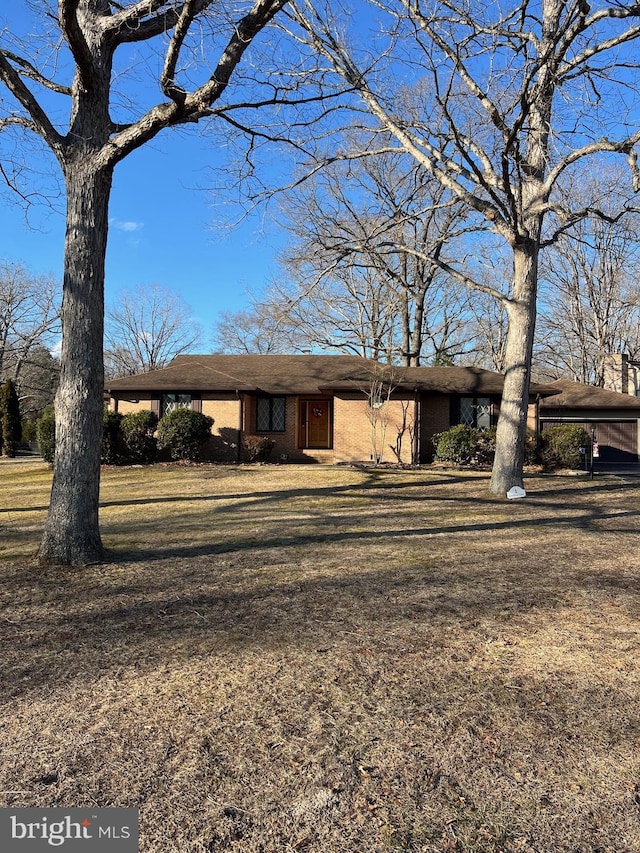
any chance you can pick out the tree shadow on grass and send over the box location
[98,477,640,564]
[2,465,639,701]
[2,471,474,516]
[2,498,640,699]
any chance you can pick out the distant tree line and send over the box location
[214,165,640,388]
[0,260,204,454]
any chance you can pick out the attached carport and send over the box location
[539,379,640,466]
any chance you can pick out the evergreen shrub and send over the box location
[36,405,56,465]
[541,424,591,469]
[0,379,22,457]
[157,408,214,461]
[433,425,541,467]
[433,424,482,465]
[21,419,38,442]
[121,410,158,464]
[102,410,124,465]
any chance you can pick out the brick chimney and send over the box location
[603,353,630,394]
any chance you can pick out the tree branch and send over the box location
[0,53,63,153]
[58,0,96,91]
[542,132,640,199]
[1,51,71,96]
[101,0,290,166]
[107,0,206,44]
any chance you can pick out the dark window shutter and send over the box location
[449,395,459,426]
[151,396,161,418]
[191,394,202,413]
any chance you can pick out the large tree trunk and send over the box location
[489,242,538,495]
[37,161,112,565]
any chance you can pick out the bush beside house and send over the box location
[432,425,481,465]
[432,425,511,466]
[102,410,125,465]
[121,410,158,464]
[242,435,276,463]
[540,424,591,469]
[37,407,214,465]
[156,408,214,461]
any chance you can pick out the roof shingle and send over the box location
[106,354,557,397]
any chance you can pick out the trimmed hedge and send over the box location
[157,408,214,461]
[540,424,591,469]
[121,410,158,464]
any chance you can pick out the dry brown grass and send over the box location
[1,458,640,852]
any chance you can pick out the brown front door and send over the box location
[299,399,332,449]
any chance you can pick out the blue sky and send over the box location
[1,127,285,342]
[0,3,292,346]
[105,133,287,329]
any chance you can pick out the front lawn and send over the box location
[1,460,639,851]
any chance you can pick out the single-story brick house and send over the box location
[106,354,557,464]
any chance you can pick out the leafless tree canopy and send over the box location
[537,168,640,384]
[284,0,640,491]
[105,283,203,378]
[215,141,482,365]
[0,259,60,388]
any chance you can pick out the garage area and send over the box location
[541,418,638,465]
[539,378,640,468]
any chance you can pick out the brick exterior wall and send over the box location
[201,396,242,461]
[109,388,542,465]
[419,394,451,461]
[245,392,416,464]
[333,393,416,464]
[245,395,305,462]
[114,392,153,415]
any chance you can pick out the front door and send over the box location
[299,399,332,449]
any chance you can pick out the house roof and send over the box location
[540,378,640,410]
[321,365,546,395]
[107,355,381,395]
[106,354,556,397]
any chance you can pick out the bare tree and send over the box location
[277,143,474,365]
[105,283,202,377]
[0,0,309,564]
[215,144,477,363]
[268,267,401,359]
[354,362,406,464]
[459,249,512,374]
[0,260,60,385]
[213,297,307,354]
[288,0,640,493]
[536,169,640,384]
[213,266,404,359]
